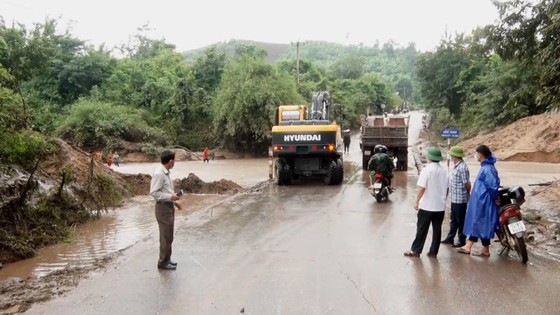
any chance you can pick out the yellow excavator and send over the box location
[271,91,343,185]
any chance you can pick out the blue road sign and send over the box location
[441,128,460,138]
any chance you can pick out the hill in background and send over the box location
[184,39,292,63]
[183,39,417,70]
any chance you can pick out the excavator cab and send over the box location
[274,105,306,125]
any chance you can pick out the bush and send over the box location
[140,143,163,160]
[0,130,56,169]
[56,99,166,148]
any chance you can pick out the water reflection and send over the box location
[0,194,225,281]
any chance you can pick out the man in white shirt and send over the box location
[150,150,183,270]
[404,147,448,258]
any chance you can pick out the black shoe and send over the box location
[157,263,177,270]
[440,239,453,245]
[404,251,420,257]
[452,243,466,248]
[169,261,178,266]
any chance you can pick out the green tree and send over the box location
[118,24,176,59]
[213,48,302,154]
[192,46,227,94]
[276,58,328,99]
[416,35,471,116]
[462,56,535,129]
[57,99,164,148]
[330,55,365,80]
[0,65,24,130]
[537,0,560,110]
[102,49,192,113]
[0,18,71,128]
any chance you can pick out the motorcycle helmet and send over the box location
[379,145,388,153]
[374,144,383,153]
[508,186,525,203]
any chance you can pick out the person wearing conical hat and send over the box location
[441,146,471,248]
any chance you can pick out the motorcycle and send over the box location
[370,173,392,203]
[496,186,528,264]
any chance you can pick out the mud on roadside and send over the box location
[0,176,272,314]
[0,253,121,314]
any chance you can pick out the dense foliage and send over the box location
[57,99,165,149]
[416,0,560,135]
[2,0,559,155]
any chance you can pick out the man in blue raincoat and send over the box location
[457,145,500,257]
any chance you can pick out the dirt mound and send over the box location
[175,173,245,195]
[118,173,247,196]
[41,140,111,184]
[120,174,151,195]
[458,112,560,163]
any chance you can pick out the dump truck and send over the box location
[360,114,409,171]
[271,91,343,185]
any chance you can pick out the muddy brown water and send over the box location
[0,194,232,281]
[1,111,559,281]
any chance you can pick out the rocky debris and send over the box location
[525,180,560,256]
[0,170,30,208]
[531,180,560,206]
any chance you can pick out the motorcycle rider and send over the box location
[368,144,395,190]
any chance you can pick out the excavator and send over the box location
[271,91,343,185]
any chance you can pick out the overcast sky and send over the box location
[1,0,502,53]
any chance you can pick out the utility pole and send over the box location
[291,41,305,91]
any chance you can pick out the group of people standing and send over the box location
[94,150,120,167]
[404,144,501,258]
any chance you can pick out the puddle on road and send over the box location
[0,194,227,281]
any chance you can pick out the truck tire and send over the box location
[276,159,292,186]
[324,158,343,185]
[324,160,337,185]
[333,158,344,185]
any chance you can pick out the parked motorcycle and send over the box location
[496,186,528,264]
[370,173,392,203]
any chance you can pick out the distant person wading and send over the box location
[203,147,209,163]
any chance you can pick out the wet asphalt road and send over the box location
[27,112,560,314]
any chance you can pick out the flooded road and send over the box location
[0,194,228,281]
[7,111,560,314]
